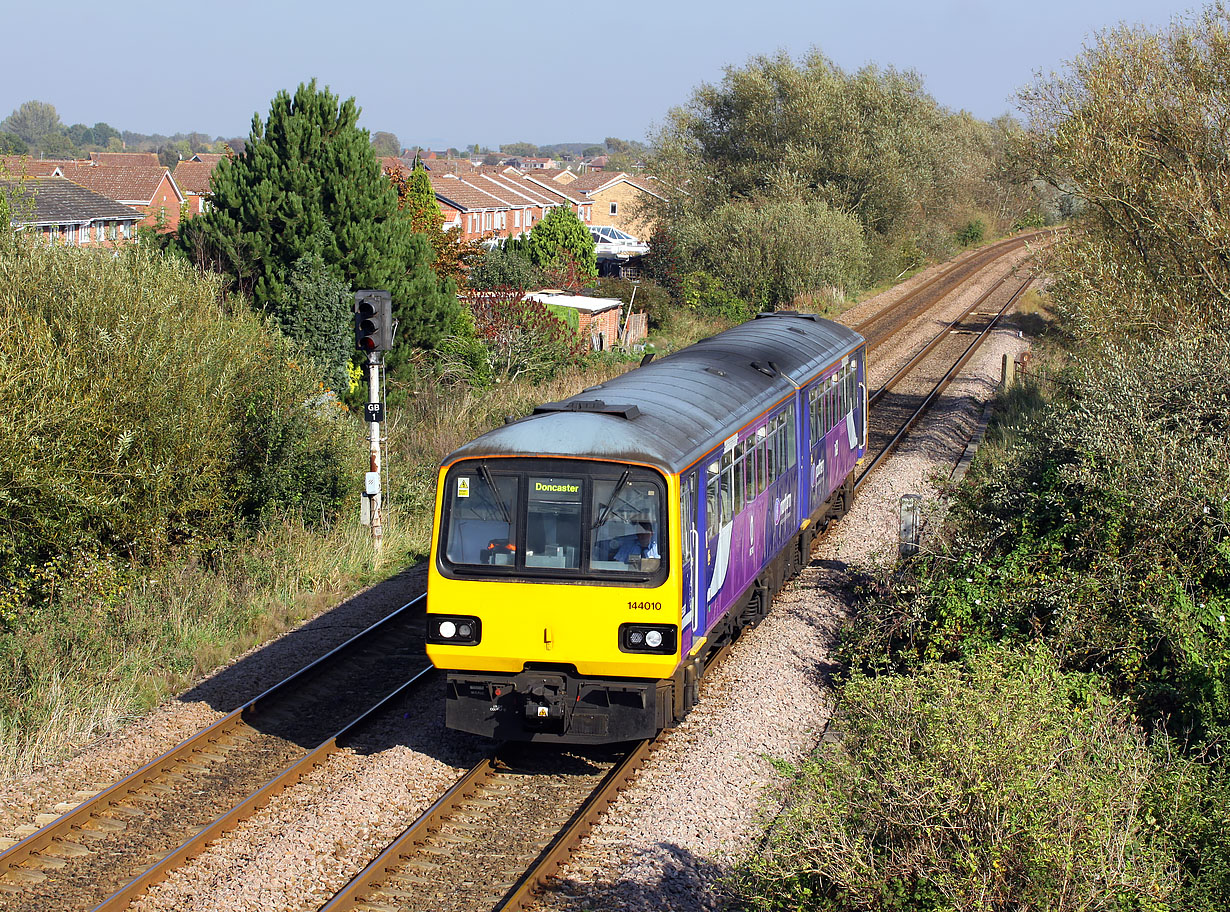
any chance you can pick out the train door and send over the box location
[704,444,734,625]
[808,384,827,506]
[680,471,701,649]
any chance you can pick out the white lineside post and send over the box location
[368,352,382,551]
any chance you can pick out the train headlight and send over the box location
[428,615,481,646]
[619,623,677,655]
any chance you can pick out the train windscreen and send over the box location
[440,459,665,582]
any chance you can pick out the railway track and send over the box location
[849,230,1048,349]
[0,597,432,912]
[321,742,651,912]
[857,271,1035,488]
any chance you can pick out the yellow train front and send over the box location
[427,314,868,744]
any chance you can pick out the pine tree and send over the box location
[182,80,456,352]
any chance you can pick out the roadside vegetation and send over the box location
[729,6,1230,909]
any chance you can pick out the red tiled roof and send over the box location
[89,152,160,166]
[429,173,514,210]
[191,153,225,165]
[172,160,215,194]
[59,163,181,205]
[0,156,70,177]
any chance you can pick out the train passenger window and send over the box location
[743,441,755,507]
[785,405,797,468]
[756,433,767,495]
[445,472,519,566]
[526,476,582,568]
[721,450,734,525]
[705,461,722,538]
[733,441,747,514]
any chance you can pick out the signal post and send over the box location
[354,290,394,552]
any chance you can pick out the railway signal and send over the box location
[354,289,393,353]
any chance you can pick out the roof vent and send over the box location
[704,367,727,377]
[750,360,780,377]
[755,311,820,322]
[533,399,642,420]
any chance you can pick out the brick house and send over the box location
[56,162,186,233]
[1,176,143,247]
[414,167,594,243]
[549,171,664,239]
[172,158,220,216]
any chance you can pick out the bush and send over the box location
[468,244,542,291]
[729,649,1175,912]
[956,218,985,246]
[589,276,673,329]
[849,326,1230,746]
[460,287,588,384]
[680,271,753,322]
[0,235,359,580]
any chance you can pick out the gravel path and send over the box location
[1,244,1039,912]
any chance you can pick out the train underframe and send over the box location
[443,474,855,744]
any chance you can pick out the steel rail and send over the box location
[493,739,653,911]
[318,754,502,912]
[855,274,1035,492]
[0,594,428,905]
[869,271,1015,408]
[94,664,437,911]
[850,232,1040,341]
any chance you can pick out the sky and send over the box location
[0,0,1207,150]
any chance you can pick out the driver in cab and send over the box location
[611,520,659,566]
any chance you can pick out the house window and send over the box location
[107,222,117,241]
[610,202,618,216]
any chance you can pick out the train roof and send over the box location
[443,312,865,475]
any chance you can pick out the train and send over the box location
[425,312,868,744]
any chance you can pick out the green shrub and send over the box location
[460,288,588,384]
[729,649,1175,912]
[680,271,753,321]
[0,235,359,579]
[589,276,673,329]
[956,218,985,246]
[849,327,1230,746]
[468,245,542,291]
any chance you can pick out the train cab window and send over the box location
[591,475,663,571]
[526,476,582,568]
[445,471,519,566]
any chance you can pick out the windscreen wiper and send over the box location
[478,463,512,525]
[593,470,630,528]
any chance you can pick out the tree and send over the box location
[1,101,63,149]
[513,206,597,279]
[277,253,354,396]
[371,131,400,156]
[0,133,28,155]
[1019,5,1230,319]
[387,162,484,287]
[500,141,539,157]
[181,80,457,352]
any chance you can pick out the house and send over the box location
[0,156,72,178]
[1,176,143,247]
[88,151,160,167]
[545,171,665,239]
[173,158,220,216]
[519,157,555,170]
[525,291,646,349]
[56,162,186,232]
[413,166,594,243]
